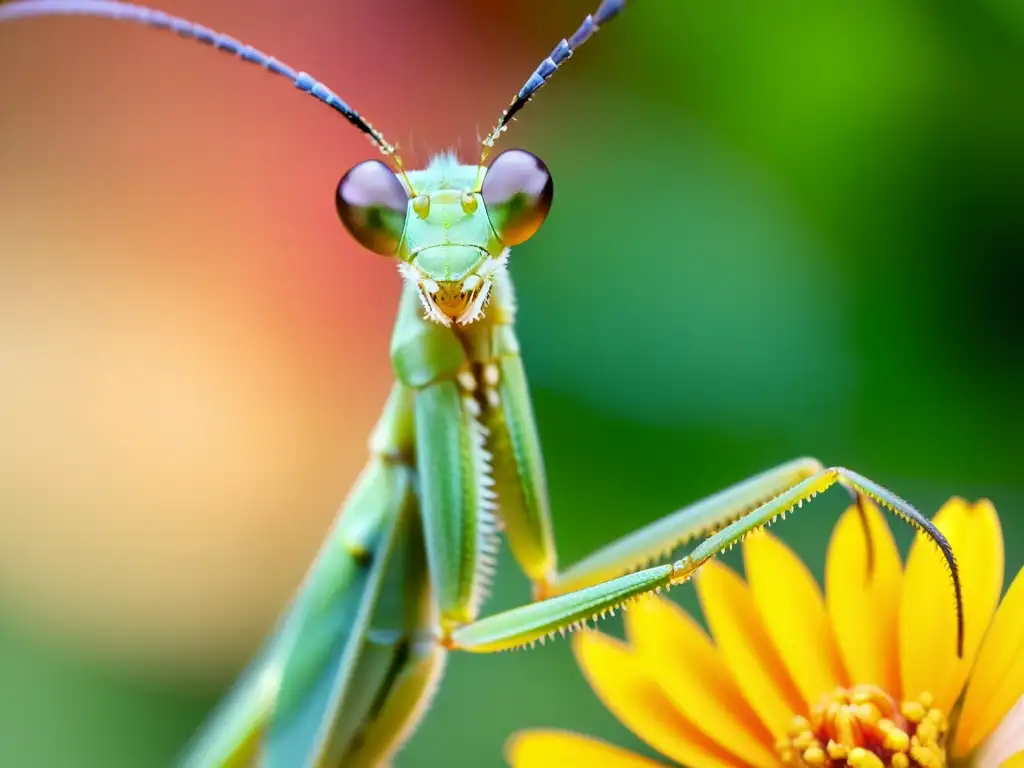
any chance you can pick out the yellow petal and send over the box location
[744,529,849,704]
[825,500,904,696]
[1001,751,1024,768]
[900,498,1004,712]
[695,559,805,740]
[624,596,778,768]
[505,729,667,768]
[953,566,1024,758]
[573,630,745,768]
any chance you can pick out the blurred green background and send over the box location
[0,0,1021,765]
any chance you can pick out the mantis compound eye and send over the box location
[335,159,409,255]
[481,149,554,246]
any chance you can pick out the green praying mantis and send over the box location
[0,1,968,766]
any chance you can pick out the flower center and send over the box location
[776,685,948,768]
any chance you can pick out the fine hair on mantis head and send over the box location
[0,2,967,768]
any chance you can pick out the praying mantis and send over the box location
[0,1,969,766]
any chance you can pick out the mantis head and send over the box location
[323,0,624,327]
[334,149,553,326]
[0,0,622,327]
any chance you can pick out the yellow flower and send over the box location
[507,498,1023,768]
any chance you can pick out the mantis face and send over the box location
[335,149,554,326]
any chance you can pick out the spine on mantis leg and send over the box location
[413,381,498,627]
[481,321,558,594]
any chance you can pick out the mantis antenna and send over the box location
[481,0,626,157]
[0,0,404,166]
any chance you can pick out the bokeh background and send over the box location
[0,0,1021,765]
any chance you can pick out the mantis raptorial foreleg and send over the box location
[448,464,964,655]
[485,348,558,588]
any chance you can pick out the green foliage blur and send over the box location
[1,0,1021,766]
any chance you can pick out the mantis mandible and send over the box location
[0,1,967,766]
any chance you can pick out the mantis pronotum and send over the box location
[0,1,966,766]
